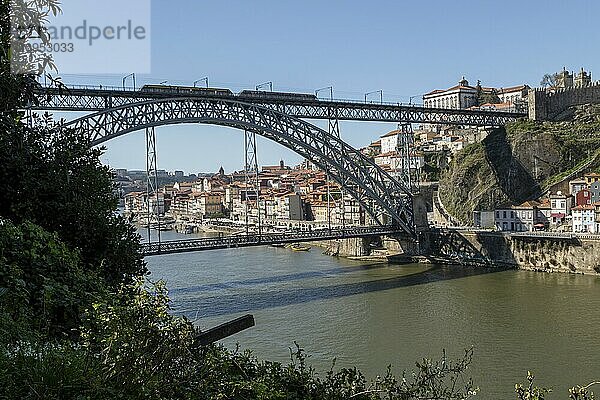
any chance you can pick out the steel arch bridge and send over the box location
[61,97,416,236]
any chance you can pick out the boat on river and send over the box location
[290,244,311,252]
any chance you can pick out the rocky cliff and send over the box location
[439,105,600,224]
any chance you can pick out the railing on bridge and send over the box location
[141,225,405,256]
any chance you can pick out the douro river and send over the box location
[144,229,600,399]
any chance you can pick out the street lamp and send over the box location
[409,95,419,105]
[315,86,333,100]
[122,73,136,90]
[365,90,383,104]
[194,77,209,88]
[256,81,273,91]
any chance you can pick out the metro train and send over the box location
[140,84,233,96]
[139,85,317,102]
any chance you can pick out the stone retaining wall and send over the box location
[428,230,600,274]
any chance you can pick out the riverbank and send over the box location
[305,230,600,276]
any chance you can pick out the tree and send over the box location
[0,0,146,287]
[540,73,560,89]
[476,80,501,106]
[0,116,147,288]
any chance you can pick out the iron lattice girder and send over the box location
[63,97,415,235]
[145,127,161,243]
[33,88,525,126]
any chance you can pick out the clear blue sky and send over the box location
[55,0,600,174]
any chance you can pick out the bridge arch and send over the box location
[62,97,415,235]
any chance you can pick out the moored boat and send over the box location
[290,244,311,252]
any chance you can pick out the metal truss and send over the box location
[397,123,420,194]
[61,97,415,235]
[142,225,407,256]
[326,117,340,231]
[145,127,161,245]
[33,87,525,126]
[244,129,261,236]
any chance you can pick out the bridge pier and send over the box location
[319,236,379,257]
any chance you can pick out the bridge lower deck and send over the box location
[141,226,406,256]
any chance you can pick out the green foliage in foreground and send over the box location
[0,220,102,338]
[515,371,597,400]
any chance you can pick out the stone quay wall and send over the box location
[428,230,600,274]
[307,229,600,276]
[528,83,600,121]
[310,237,373,257]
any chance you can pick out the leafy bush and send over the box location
[0,219,102,337]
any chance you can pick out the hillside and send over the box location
[438,104,600,224]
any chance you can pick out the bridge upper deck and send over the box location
[31,85,526,126]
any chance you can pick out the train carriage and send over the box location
[140,85,233,97]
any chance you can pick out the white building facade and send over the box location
[423,77,478,109]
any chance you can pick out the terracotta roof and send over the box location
[515,200,541,208]
[375,151,400,158]
[381,129,401,138]
[538,199,551,208]
[423,89,445,96]
[424,84,478,97]
[572,205,595,210]
[497,85,528,94]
